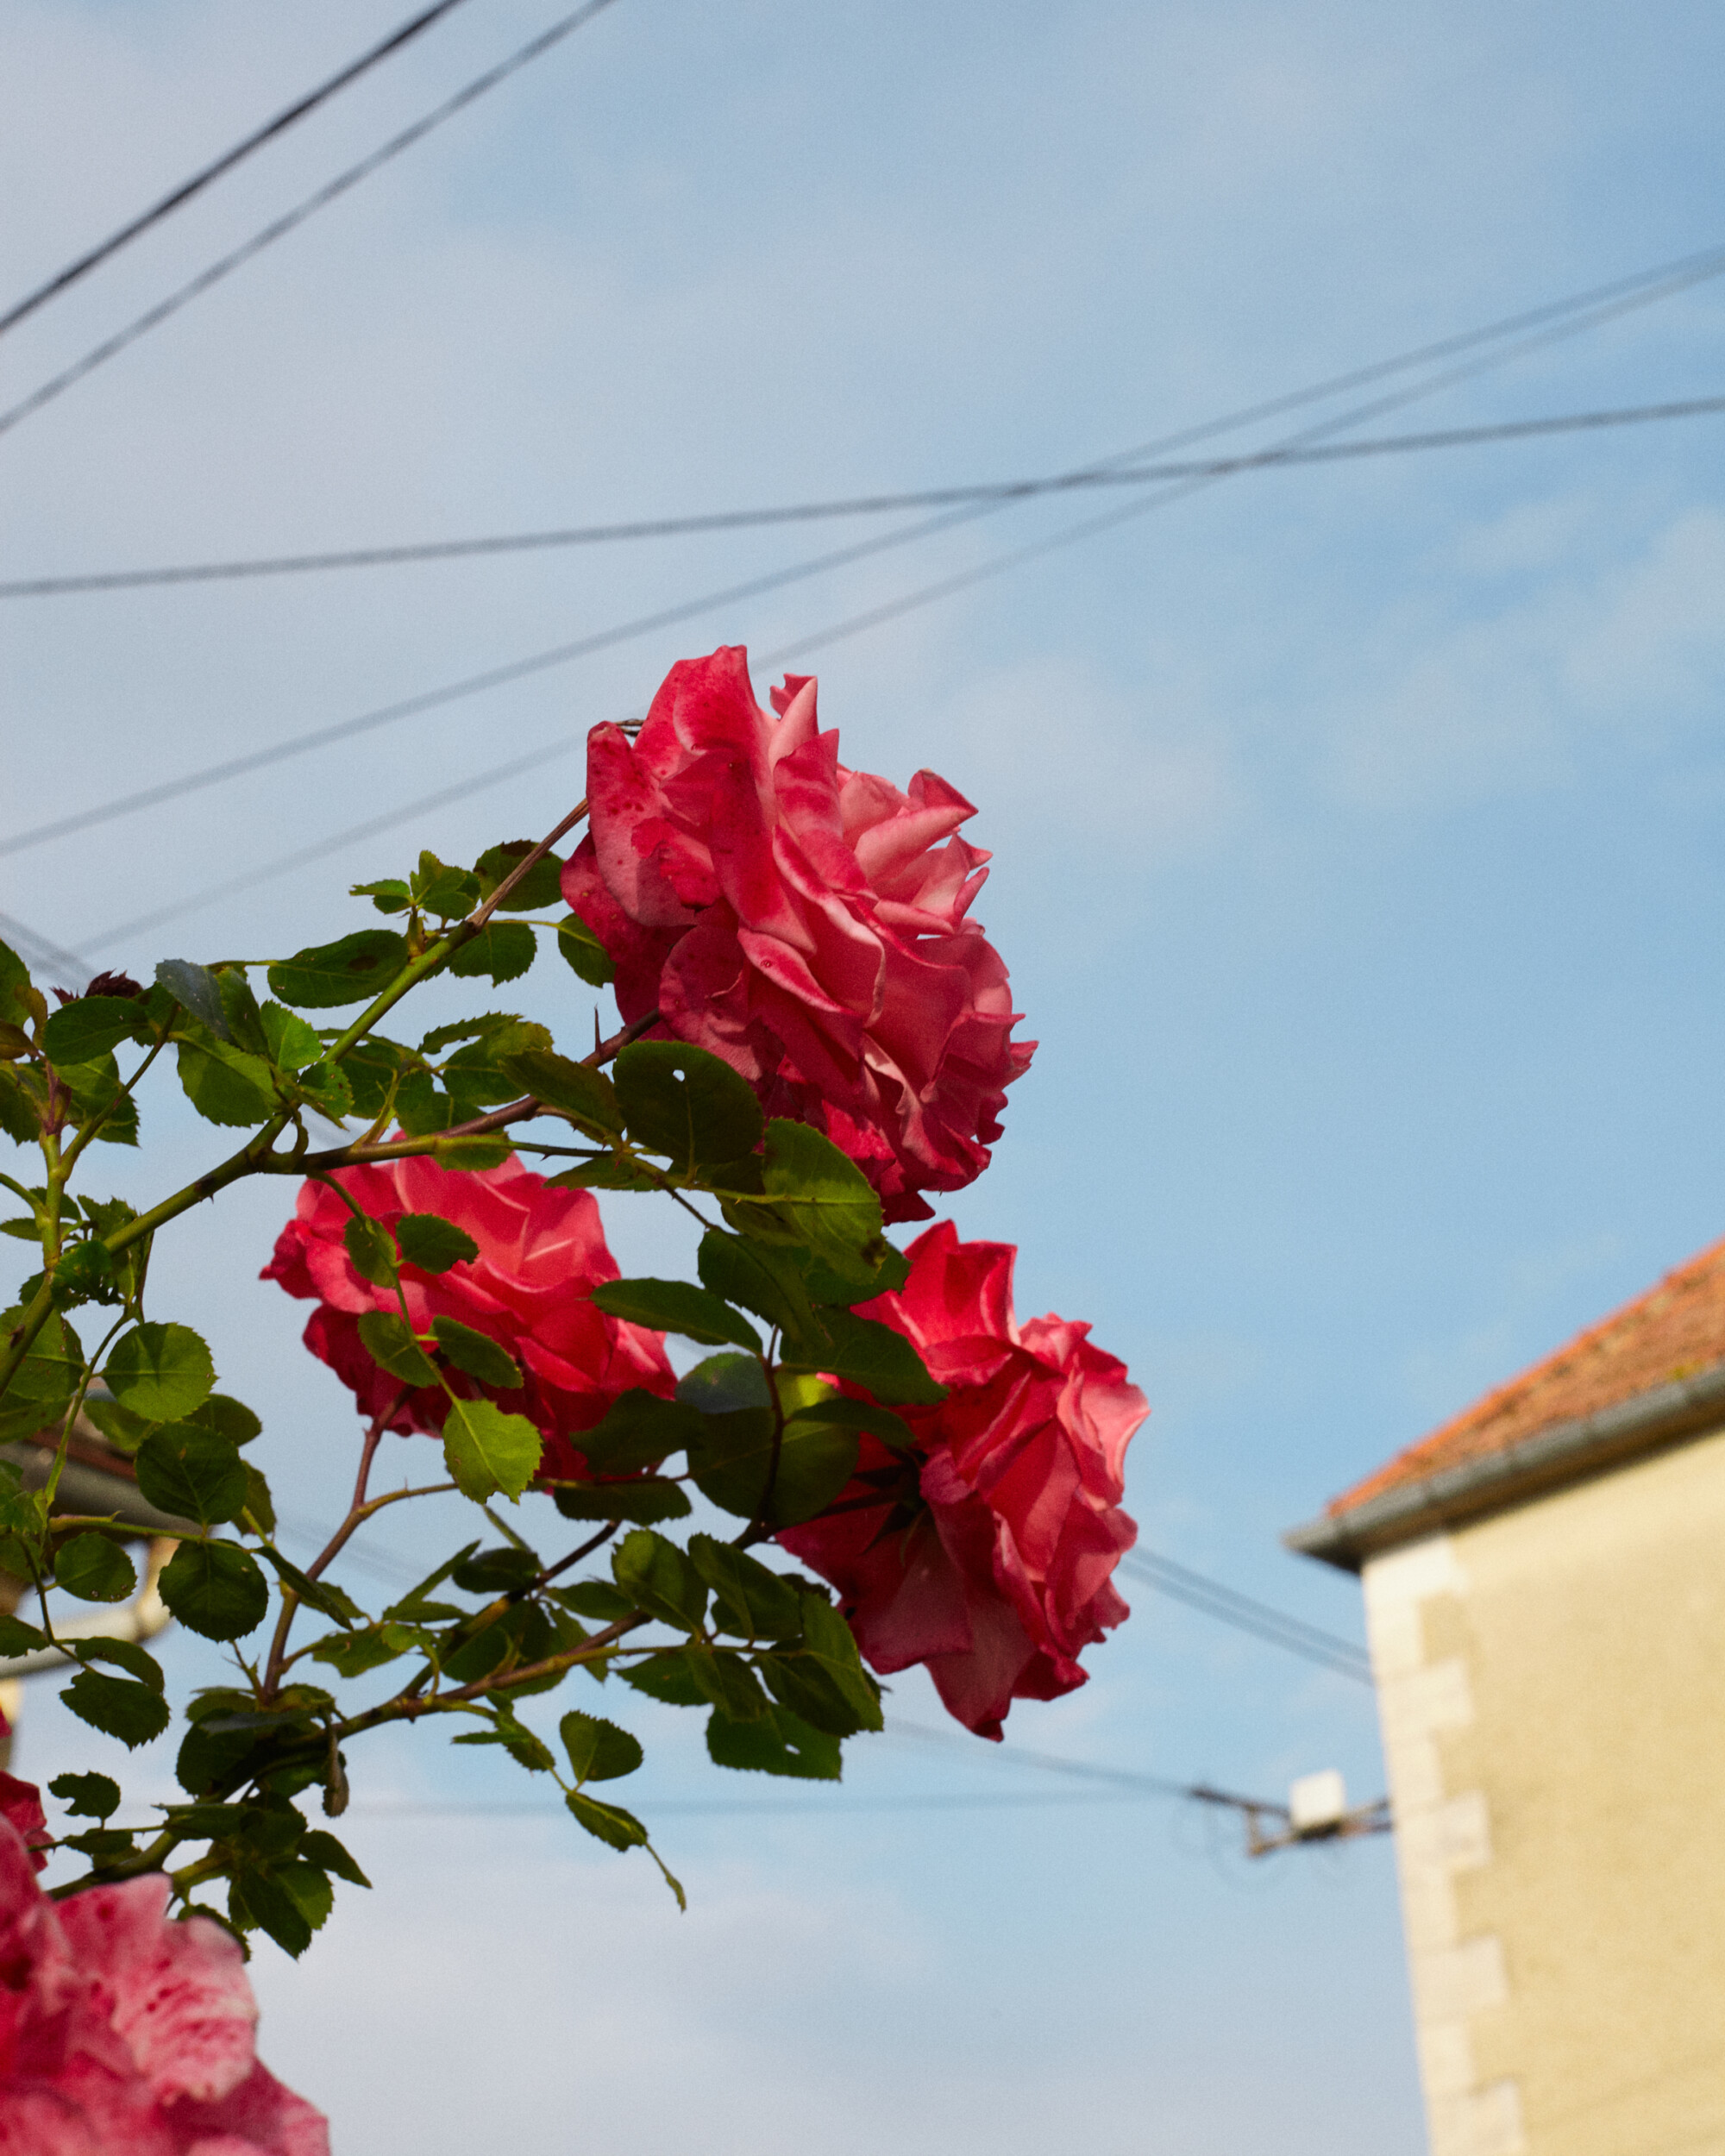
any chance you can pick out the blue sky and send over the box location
[3,3,1725,2149]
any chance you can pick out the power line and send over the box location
[1120,1552,1373,1685]
[0,911,93,983]
[8,390,1723,600]
[0,500,984,867]
[25,237,1725,947]
[0,0,474,344]
[0,0,624,445]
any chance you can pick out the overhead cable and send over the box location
[7,390,1724,599]
[0,0,624,444]
[0,0,474,343]
[33,238,1725,950]
[1120,1552,1373,1684]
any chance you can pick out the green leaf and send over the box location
[174,1038,275,1126]
[296,1060,354,1122]
[783,1395,916,1449]
[395,1213,479,1273]
[72,1635,164,1689]
[62,1668,171,1747]
[797,1308,946,1406]
[475,840,566,913]
[611,1528,706,1631]
[159,1539,270,1640]
[49,1238,115,1306]
[451,1546,541,1594]
[687,1535,806,1639]
[0,1307,83,1427]
[342,1213,398,1287]
[229,1871,313,1959]
[574,1389,701,1474]
[762,1595,882,1736]
[687,1411,858,1527]
[215,968,269,1057]
[564,1789,648,1850]
[104,1321,215,1421]
[552,1579,634,1623]
[255,1547,366,1625]
[53,1532,136,1602]
[697,1231,819,1338]
[675,1352,771,1414]
[188,1393,262,1445]
[242,1462,276,1536]
[351,876,412,915]
[545,1155,658,1193]
[154,960,230,1039]
[750,1120,891,1288]
[411,853,482,920]
[430,1133,511,1170]
[590,1278,760,1351]
[50,1770,122,1819]
[685,1646,769,1722]
[440,1020,553,1116]
[309,1629,404,1677]
[549,1477,690,1524]
[447,923,536,984]
[277,1858,336,1935]
[0,1614,47,1656]
[41,997,147,1065]
[559,1709,643,1784]
[0,1068,41,1145]
[260,1000,324,1070]
[618,1647,709,1706]
[267,931,409,1009]
[339,1034,417,1118]
[442,1397,542,1502]
[614,1041,763,1171]
[496,1050,622,1136]
[431,1317,521,1390]
[298,1829,371,1889]
[354,1310,438,1386]
[554,910,616,987]
[707,1702,843,1779]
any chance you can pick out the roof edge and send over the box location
[1284,1360,1725,1573]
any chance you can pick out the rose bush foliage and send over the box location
[780,1223,1145,1739]
[563,647,1034,1222]
[0,643,1148,2135]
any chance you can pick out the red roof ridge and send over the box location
[1331,1232,1725,1517]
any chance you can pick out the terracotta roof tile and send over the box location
[1332,1236,1725,1517]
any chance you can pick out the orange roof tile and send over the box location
[1332,1235,1725,1517]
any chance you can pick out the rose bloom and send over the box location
[0,1809,326,2154]
[561,646,1033,1223]
[0,1766,49,1872]
[779,1222,1146,1739]
[262,1153,672,1482]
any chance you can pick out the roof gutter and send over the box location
[1284,1360,1725,1574]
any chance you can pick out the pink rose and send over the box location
[0,1814,326,2153]
[0,1771,50,1873]
[561,647,1034,1223]
[778,1222,1146,1739]
[262,1153,672,1482]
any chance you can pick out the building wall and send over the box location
[1363,1426,1725,2156]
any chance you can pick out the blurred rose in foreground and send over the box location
[0,1809,326,2153]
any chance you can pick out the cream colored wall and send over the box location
[1363,1427,1725,2156]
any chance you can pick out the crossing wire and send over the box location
[0,0,474,342]
[1120,1552,1373,1684]
[24,235,1725,953]
[4,390,1722,599]
[0,0,624,443]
